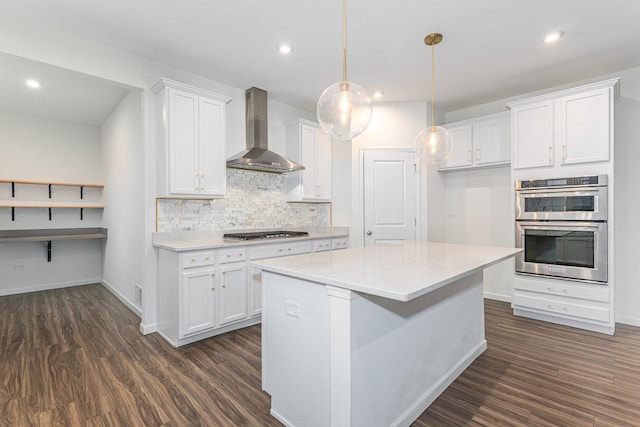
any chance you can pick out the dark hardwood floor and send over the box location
[1,284,639,426]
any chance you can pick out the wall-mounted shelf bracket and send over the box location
[46,240,52,262]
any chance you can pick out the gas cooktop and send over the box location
[223,230,309,241]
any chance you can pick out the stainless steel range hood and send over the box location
[226,87,304,174]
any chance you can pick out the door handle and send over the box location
[366,230,372,235]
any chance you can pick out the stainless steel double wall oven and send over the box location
[515,175,608,283]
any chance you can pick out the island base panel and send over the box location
[262,270,486,427]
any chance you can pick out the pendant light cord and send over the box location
[431,41,435,129]
[343,0,347,82]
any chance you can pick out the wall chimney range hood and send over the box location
[226,87,304,174]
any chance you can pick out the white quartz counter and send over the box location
[153,226,348,251]
[253,241,521,302]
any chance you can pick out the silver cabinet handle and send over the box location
[366,230,372,235]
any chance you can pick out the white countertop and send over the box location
[253,241,521,302]
[153,226,349,251]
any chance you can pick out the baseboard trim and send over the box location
[140,322,157,335]
[616,315,640,327]
[101,279,141,318]
[0,278,101,297]
[484,291,512,303]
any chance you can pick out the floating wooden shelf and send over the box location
[0,179,105,221]
[0,201,104,209]
[0,228,108,262]
[0,179,104,188]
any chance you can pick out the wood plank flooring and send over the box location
[1,284,639,426]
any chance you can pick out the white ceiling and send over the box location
[2,0,640,121]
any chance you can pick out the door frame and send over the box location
[359,148,421,246]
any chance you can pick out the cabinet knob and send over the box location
[211,287,215,291]
[227,254,231,257]
[222,284,226,289]
[366,230,372,235]
[211,273,215,277]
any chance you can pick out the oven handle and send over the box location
[516,221,606,229]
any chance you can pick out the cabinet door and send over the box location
[473,115,510,166]
[248,265,263,317]
[558,88,610,165]
[199,96,227,196]
[180,268,216,337]
[315,130,332,200]
[512,100,554,169]
[219,263,248,325]
[442,125,473,168]
[169,89,199,195]
[300,124,318,199]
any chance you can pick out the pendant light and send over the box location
[317,0,372,140]
[414,33,452,164]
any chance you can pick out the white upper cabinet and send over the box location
[153,78,231,197]
[439,112,510,171]
[286,119,332,202]
[509,78,618,170]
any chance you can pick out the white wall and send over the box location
[0,110,103,295]
[100,90,144,315]
[613,69,640,326]
[336,102,432,246]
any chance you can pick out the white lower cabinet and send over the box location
[512,275,613,334]
[181,267,217,337]
[248,265,263,318]
[218,263,248,325]
[157,236,347,347]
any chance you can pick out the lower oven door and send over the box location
[515,221,608,283]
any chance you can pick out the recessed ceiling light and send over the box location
[543,31,564,44]
[26,79,41,88]
[372,91,384,99]
[277,44,293,55]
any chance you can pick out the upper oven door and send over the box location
[516,186,607,221]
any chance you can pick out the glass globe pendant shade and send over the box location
[317,80,373,140]
[414,125,452,165]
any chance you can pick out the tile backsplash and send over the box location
[157,169,331,232]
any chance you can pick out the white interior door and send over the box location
[363,150,417,246]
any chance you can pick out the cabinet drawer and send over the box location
[219,247,247,264]
[513,292,609,323]
[250,241,313,260]
[181,250,215,268]
[332,238,348,250]
[314,239,332,252]
[514,276,609,303]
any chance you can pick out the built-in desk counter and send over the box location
[0,228,108,262]
[254,241,520,427]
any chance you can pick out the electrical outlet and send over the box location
[285,300,301,318]
[134,284,142,305]
[14,264,25,270]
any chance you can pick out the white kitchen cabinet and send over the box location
[157,236,351,347]
[181,267,217,337]
[218,263,248,325]
[286,119,332,202]
[153,78,231,198]
[509,78,618,170]
[248,265,263,318]
[512,275,613,334]
[442,124,473,168]
[438,112,510,171]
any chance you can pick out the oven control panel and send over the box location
[517,174,606,190]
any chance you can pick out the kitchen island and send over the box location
[254,241,520,427]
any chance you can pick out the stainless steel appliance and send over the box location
[223,230,309,241]
[515,175,608,283]
[226,87,305,174]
